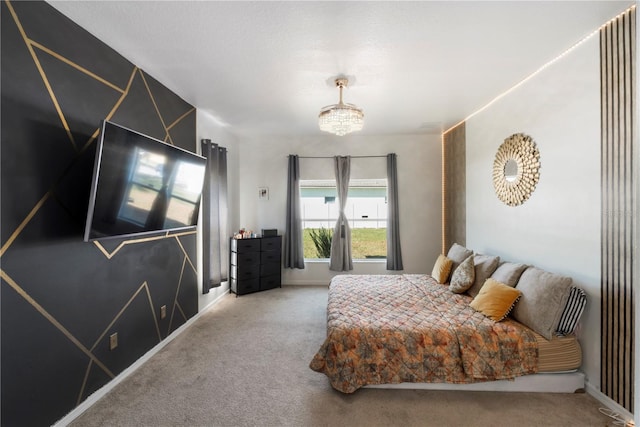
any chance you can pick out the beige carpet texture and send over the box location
[70,286,616,426]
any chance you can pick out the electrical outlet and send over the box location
[109,333,118,350]
[160,305,167,319]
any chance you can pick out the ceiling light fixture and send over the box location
[318,77,364,136]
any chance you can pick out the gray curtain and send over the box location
[201,139,229,294]
[386,153,403,270]
[284,155,305,269]
[329,156,353,271]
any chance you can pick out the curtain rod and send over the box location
[295,155,389,159]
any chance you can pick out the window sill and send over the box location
[304,258,387,264]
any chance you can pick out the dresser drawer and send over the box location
[260,274,281,291]
[231,238,261,253]
[231,251,260,267]
[260,236,281,252]
[260,251,280,264]
[231,264,260,280]
[260,262,281,277]
[231,278,260,295]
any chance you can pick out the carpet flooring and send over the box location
[69,285,616,426]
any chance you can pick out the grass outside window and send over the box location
[303,228,386,260]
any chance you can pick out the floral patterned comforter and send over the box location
[309,274,538,393]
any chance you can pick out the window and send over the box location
[300,179,387,260]
[119,148,202,228]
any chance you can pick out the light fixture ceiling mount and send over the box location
[318,77,364,136]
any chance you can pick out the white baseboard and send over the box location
[200,286,230,312]
[585,382,635,425]
[53,289,229,427]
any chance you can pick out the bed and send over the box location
[309,274,583,394]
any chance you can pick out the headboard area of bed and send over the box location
[442,242,587,341]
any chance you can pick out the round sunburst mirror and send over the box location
[492,133,541,206]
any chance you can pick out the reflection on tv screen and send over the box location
[84,121,206,241]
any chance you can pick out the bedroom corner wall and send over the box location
[1,1,200,425]
[465,33,602,393]
[236,133,442,285]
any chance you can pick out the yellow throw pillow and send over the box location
[431,254,453,284]
[470,278,522,321]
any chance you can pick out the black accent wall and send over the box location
[1,1,199,425]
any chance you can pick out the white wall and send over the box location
[237,133,442,285]
[196,110,241,310]
[465,36,602,388]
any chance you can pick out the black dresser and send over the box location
[230,236,282,296]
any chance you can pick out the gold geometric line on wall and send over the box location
[10,2,137,157]
[76,359,94,406]
[5,0,77,152]
[174,235,197,274]
[138,69,174,145]
[143,281,163,342]
[0,269,115,378]
[0,65,133,258]
[80,280,162,403]
[89,281,153,351]
[0,61,176,260]
[104,66,137,119]
[29,40,126,94]
[167,108,196,131]
[80,66,138,154]
[24,61,130,221]
[0,192,51,258]
[167,257,187,335]
[92,230,197,260]
[80,127,103,156]
[92,232,171,259]
[176,301,187,323]
[0,65,136,258]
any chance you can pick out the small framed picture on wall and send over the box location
[258,187,269,200]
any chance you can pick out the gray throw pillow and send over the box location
[512,267,573,340]
[446,243,473,279]
[467,255,500,297]
[449,255,475,293]
[491,262,528,287]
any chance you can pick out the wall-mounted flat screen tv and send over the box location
[84,120,206,241]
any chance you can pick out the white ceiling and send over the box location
[47,1,634,137]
